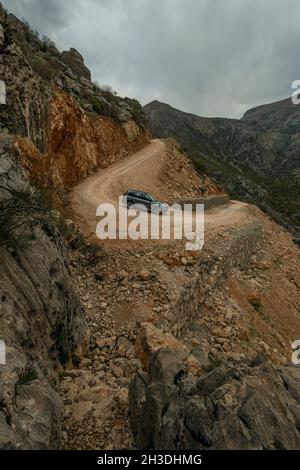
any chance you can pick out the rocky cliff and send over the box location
[0,3,149,190]
[0,2,148,449]
[0,134,88,449]
[144,100,300,236]
[130,349,300,450]
[16,89,148,189]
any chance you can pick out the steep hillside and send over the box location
[0,133,89,449]
[144,100,300,236]
[62,197,300,450]
[0,2,148,449]
[0,3,149,192]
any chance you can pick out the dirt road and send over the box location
[71,140,250,244]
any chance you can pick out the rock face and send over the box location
[0,140,88,449]
[0,2,150,450]
[144,100,300,236]
[61,48,91,81]
[130,348,300,450]
[0,3,149,189]
[0,6,51,152]
[15,90,149,188]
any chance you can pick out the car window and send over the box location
[128,191,155,201]
[143,193,155,202]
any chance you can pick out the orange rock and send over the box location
[15,88,149,190]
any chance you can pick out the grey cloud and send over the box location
[3,0,72,29]
[2,0,300,117]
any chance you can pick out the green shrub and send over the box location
[123,97,148,127]
[30,54,56,81]
[0,182,57,249]
[249,298,263,311]
[18,368,38,385]
[99,84,118,103]
[91,99,102,114]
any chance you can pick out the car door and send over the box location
[131,192,149,211]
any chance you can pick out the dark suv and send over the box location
[123,190,168,215]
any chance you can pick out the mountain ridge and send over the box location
[144,98,300,236]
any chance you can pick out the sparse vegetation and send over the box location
[41,35,57,51]
[99,84,118,101]
[18,368,38,386]
[29,54,58,81]
[0,176,57,249]
[91,98,104,115]
[191,150,300,233]
[57,330,70,365]
[123,97,148,127]
[249,327,260,338]
[92,82,119,103]
[249,297,263,311]
[22,18,40,42]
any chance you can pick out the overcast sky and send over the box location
[2,0,299,118]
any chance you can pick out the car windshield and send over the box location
[146,193,156,202]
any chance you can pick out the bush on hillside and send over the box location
[0,181,57,249]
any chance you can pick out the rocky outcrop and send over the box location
[135,322,188,371]
[0,137,88,449]
[0,6,51,152]
[130,348,300,450]
[61,48,91,82]
[15,89,149,188]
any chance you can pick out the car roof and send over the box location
[126,189,150,195]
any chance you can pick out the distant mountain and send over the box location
[144,99,300,236]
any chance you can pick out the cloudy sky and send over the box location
[2,0,299,117]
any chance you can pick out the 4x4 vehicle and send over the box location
[123,190,168,215]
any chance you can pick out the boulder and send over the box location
[138,270,156,281]
[130,349,300,450]
[135,323,188,371]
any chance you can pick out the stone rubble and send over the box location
[61,207,300,449]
